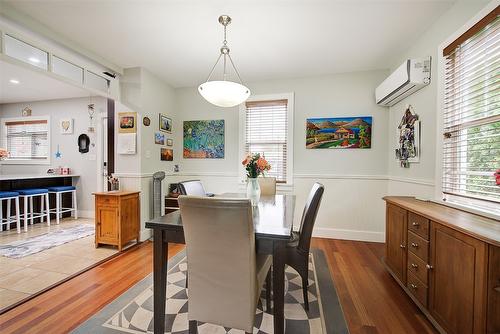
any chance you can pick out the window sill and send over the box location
[432,198,500,221]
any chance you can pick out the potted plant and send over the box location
[242,153,271,205]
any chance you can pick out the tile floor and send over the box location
[0,218,118,311]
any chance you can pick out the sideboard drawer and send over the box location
[407,272,428,307]
[408,231,429,261]
[407,251,428,284]
[408,212,429,240]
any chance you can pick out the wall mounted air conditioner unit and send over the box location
[375,57,431,107]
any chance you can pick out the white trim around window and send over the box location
[1,115,51,165]
[238,92,295,188]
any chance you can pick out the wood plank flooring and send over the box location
[0,238,436,334]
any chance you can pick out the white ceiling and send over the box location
[4,0,455,88]
[0,60,91,104]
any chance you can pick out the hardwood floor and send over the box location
[0,238,436,334]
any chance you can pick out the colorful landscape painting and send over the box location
[306,116,372,149]
[183,120,225,158]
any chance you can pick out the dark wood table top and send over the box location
[146,193,295,240]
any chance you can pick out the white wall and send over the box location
[0,96,106,217]
[173,70,390,242]
[386,0,489,199]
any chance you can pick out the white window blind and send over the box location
[245,99,288,183]
[5,119,49,160]
[442,11,500,209]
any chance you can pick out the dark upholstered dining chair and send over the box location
[178,196,272,334]
[285,182,324,311]
[178,180,208,197]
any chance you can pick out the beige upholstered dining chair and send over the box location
[178,196,272,334]
[257,177,276,196]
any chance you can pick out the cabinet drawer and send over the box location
[407,272,428,307]
[96,196,117,206]
[408,212,429,240]
[408,231,429,261]
[407,251,428,284]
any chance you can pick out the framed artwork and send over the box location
[161,148,173,161]
[118,112,137,133]
[395,106,420,168]
[183,119,225,159]
[60,118,73,134]
[167,138,173,146]
[143,117,151,126]
[159,114,172,133]
[155,132,165,145]
[306,116,372,149]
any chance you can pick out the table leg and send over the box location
[273,240,286,334]
[153,229,168,334]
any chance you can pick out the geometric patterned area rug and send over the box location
[74,249,348,334]
[0,224,94,259]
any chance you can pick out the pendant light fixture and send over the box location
[198,15,250,108]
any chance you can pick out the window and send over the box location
[1,117,50,164]
[240,94,294,184]
[442,8,499,213]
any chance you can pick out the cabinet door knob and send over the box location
[410,283,418,289]
[411,242,419,248]
[412,222,420,227]
[411,263,418,268]
[426,264,434,270]
[400,244,406,248]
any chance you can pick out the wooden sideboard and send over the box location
[94,191,140,251]
[383,196,500,334]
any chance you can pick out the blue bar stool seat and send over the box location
[47,186,77,224]
[14,188,50,232]
[0,191,21,233]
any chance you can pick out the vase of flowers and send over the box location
[242,153,271,205]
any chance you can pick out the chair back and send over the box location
[257,177,276,196]
[298,182,324,253]
[178,180,206,196]
[178,196,258,331]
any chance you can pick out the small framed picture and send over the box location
[166,138,173,146]
[143,117,151,126]
[155,132,165,145]
[118,112,137,133]
[161,148,173,161]
[159,114,172,133]
[60,118,74,134]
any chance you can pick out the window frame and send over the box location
[239,93,294,189]
[1,115,51,165]
[435,3,500,219]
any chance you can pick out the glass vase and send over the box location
[246,177,261,206]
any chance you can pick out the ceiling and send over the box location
[3,0,455,88]
[0,60,91,104]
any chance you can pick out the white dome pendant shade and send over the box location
[198,81,250,108]
[199,15,251,108]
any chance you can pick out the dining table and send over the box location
[145,193,295,334]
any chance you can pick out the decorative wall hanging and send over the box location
[166,139,173,147]
[118,112,137,133]
[87,103,95,133]
[183,120,225,158]
[198,15,250,107]
[143,117,151,126]
[60,118,74,134]
[155,132,165,145]
[159,114,172,133]
[395,105,420,168]
[306,116,372,149]
[161,148,173,161]
[78,134,90,153]
[22,107,32,117]
[55,145,62,158]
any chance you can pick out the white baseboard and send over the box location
[140,228,152,242]
[313,227,385,243]
[77,210,94,219]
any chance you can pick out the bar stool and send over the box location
[48,186,78,224]
[0,191,21,233]
[15,188,50,232]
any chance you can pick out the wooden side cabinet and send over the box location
[383,196,500,334]
[94,191,140,251]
